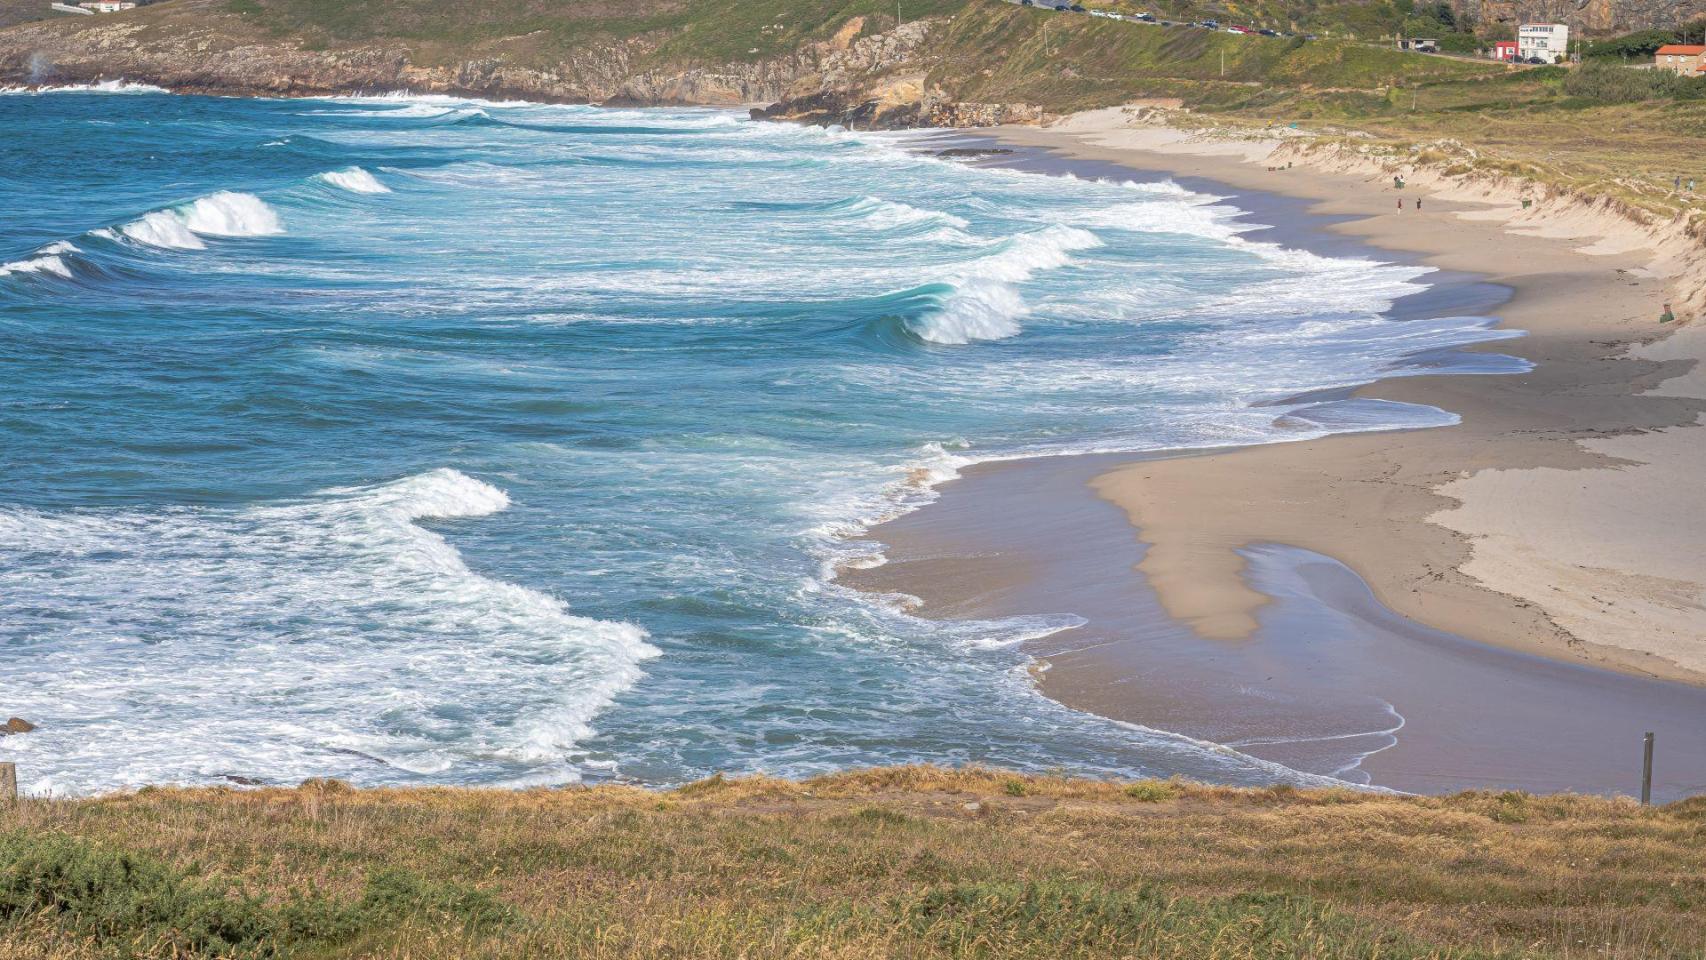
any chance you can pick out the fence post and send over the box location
[0,763,14,804]
[1640,732,1654,806]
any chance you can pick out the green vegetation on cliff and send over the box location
[3,768,1704,959]
[926,3,1499,115]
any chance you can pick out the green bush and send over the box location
[0,833,283,956]
[0,832,512,957]
[1562,60,1706,102]
[1582,21,1706,61]
[1123,780,1179,802]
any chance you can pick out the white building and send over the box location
[77,0,135,11]
[1517,23,1569,63]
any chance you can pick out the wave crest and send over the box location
[333,468,512,521]
[180,191,284,237]
[903,225,1103,345]
[315,166,392,194]
[120,210,206,250]
[111,191,283,250]
[0,253,73,279]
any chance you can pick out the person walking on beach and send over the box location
[1416,197,1423,211]
[1397,198,1404,213]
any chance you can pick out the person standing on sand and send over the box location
[1397,198,1404,213]
[1416,197,1423,211]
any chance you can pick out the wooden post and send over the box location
[1640,732,1654,805]
[0,763,15,804]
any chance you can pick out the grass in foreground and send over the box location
[2,767,1703,959]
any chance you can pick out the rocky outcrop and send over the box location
[1455,0,1706,33]
[2,718,35,735]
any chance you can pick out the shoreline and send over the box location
[988,113,1706,682]
[847,113,1706,797]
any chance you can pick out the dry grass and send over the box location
[3,767,1703,959]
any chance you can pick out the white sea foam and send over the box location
[179,191,284,237]
[1,79,169,95]
[119,210,206,249]
[0,468,657,795]
[315,166,392,194]
[907,225,1103,345]
[847,196,970,232]
[0,254,72,278]
[112,191,282,250]
[915,279,1028,344]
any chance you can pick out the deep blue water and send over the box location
[0,87,1521,794]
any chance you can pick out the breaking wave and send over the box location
[904,225,1103,345]
[110,191,283,250]
[0,254,72,279]
[0,79,169,96]
[315,166,392,194]
[0,468,657,794]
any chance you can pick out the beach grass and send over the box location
[3,766,1703,958]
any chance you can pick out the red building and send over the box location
[1493,40,1518,61]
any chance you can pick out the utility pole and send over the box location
[1641,732,1654,805]
[897,1,902,30]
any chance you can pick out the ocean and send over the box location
[0,87,1522,795]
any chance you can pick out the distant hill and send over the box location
[0,0,1500,119]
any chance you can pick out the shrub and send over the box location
[1583,21,1706,61]
[1563,60,1706,103]
[0,832,512,957]
[1124,780,1178,802]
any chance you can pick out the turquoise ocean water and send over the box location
[1,86,1521,794]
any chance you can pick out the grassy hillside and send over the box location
[219,0,966,62]
[3,768,1704,959]
[0,0,52,30]
[927,4,1499,115]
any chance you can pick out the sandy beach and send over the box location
[847,108,1706,797]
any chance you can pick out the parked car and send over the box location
[1020,0,1032,5]
[1069,3,1086,10]
[1136,12,1156,21]
[1052,3,1068,9]
[1258,28,1279,36]
[1525,56,1546,64]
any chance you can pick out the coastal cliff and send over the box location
[0,0,1502,127]
[0,1,1009,127]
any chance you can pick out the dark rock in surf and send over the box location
[2,717,36,735]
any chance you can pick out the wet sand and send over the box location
[846,124,1706,800]
[846,452,1706,799]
